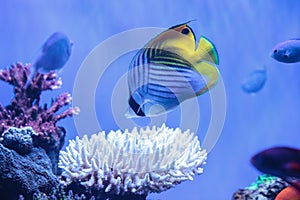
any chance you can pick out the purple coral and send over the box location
[0,63,79,173]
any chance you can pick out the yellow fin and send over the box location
[196,36,219,65]
[192,61,220,95]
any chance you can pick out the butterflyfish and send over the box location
[127,22,220,118]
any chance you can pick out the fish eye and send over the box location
[181,28,190,35]
[273,50,277,53]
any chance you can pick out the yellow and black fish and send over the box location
[127,21,219,118]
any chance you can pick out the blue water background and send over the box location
[0,1,300,199]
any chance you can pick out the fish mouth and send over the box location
[250,153,265,170]
[250,156,257,167]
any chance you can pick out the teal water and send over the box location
[0,1,300,199]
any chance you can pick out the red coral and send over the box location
[0,63,79,173]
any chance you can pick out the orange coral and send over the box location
[275,186,300,200]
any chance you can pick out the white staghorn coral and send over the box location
[58,124,207,195]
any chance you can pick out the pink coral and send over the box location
[0,63,79,173]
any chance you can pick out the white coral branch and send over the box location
[58,124,207,195]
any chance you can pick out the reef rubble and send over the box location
[232,174,288,200]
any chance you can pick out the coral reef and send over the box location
[59,124,207,198]
[0,63,79,173]
[0,141,57,199]
[0,63,206,199]
[232,174,288,200]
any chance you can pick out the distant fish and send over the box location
[241,67,267,94]
[126,22,220,118]
[251,146,300,191]
[27,32,73,85]
[270,39,300,63]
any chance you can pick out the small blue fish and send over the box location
[27,32,73,85]
[270,39,300,63]
[126,22,219,118]
[251,147,300,191]
[241,67,267,94]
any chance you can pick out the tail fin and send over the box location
[197,36,219,65]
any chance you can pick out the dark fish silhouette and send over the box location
[251,146,300,191]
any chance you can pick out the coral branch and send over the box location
[0,63,79,174]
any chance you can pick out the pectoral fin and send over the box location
[284,49,291,57]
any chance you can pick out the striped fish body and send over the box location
[127,22,220,118]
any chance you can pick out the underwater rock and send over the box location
[20,183,146,200]
[59,124,207,198]
[0,63,79,174]
[0,126,35,155]
[232,174,288,200]
[0,143,58,199]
